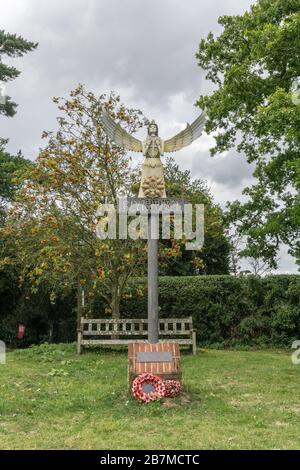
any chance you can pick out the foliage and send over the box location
[121,275,300,347]
[0,84,232,326]
[160,157,231,275]
[196,0,300,268]
[1,274,299,348]
[0,143,34,342]
[0,285,76,347]
[1,345,300,449]
[1,85,148,319]
[0,139,33,222]
[0,30,37,117]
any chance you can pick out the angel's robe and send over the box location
[138,136,166,198]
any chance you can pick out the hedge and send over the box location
[1,274,299,348]
[120,275,300,347]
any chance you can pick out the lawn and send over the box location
[0,344,299,450]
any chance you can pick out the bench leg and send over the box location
[192,330,197,355]
[77,330,82,354]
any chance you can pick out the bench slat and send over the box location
[81,317,193,335]
[82,318,193,336]
[83,330,145,336]
[81,318,191,324]
[82,330,191,336]
[81,338,193,345]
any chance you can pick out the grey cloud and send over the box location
[192,148,255,190]
[0,0,296,272]
[1,0,253,156]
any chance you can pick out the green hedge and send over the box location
[1,274,299,348]
[120,275,300,347]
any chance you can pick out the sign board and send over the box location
[118,197,185,215]
[136,351,173,363]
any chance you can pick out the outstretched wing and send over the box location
[101,108,143,152]
[164,111,206,153]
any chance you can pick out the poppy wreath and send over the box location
[164,380,182,398]
[132,373,166,403]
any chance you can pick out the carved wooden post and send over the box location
[148,211,159,344]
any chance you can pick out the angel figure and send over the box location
[101,108,206,198]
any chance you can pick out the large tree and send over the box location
[0,30,37,217]
[0,30,37,117]
[196,0,300,269]
[2,85,147,319]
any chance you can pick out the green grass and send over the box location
[0,343,299,450]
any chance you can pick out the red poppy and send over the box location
[132,373,165,403]
[164,380,182,398]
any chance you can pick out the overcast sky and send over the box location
[1,0,297,273]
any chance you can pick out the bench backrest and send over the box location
[81,317,193,336]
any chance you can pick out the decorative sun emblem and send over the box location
[141,176,165,198]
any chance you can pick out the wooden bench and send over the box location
[77,317,196,355]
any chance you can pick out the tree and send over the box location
[0,143,34,344]
[225,213,280,275]
[0,30,37,117]
[196,0,300,269]
[0,138,33,223]
[2,85,148,319]
[0,28,37,336]
[159,157,231,275]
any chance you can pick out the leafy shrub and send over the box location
[1,274,299,348]
[238,315,271,344]
[270,304,300,345]
[0,319,15,345]
[121,275,300,347]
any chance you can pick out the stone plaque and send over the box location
[136,351,173,363]
[118,197,185,215]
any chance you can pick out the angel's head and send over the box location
[147,120,158,137]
